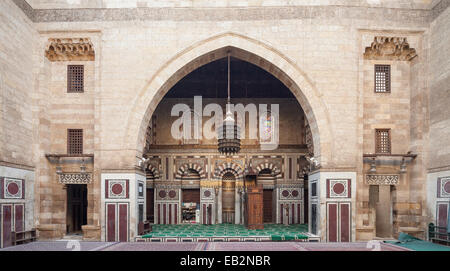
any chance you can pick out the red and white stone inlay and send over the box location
[3,178,23,199]
[440,178,450,197]
[329,179,349,198]
[107,180,128,199]
[169,190,177,199]
[204,190,211,198]
[159,190,167,199]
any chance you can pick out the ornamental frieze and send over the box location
[364,36,417,61]
[365,174,399,185]
[59,173,92,184]
[45,38,95,61]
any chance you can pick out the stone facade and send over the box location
[0,0,449,244]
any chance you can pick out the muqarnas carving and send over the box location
[45,38,95,61]
[364,36,417,61]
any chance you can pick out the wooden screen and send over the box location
[182,189,200,204]
[375,129,391,154]
[374,64,390,93]
[263,189,273,223]
[68,129,83,155]
[67,65,84,93]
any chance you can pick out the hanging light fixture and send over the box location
[218,51,241,155]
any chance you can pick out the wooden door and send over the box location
[263,189,273,223]
[247,185,264,229]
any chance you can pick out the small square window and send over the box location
[67,65,84,93]
[68,129,83,155]
[374,65,390,93]
[375,129,391,154]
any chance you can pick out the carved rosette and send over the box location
[45,38,95,61]
[364,36,417,61]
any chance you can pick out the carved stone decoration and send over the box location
[59,173,92,184]
[305,123,314,156]
[364,36,417,61]
[45,38,95,61]
[366,174,399,185]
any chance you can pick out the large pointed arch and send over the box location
[125,32,333,167]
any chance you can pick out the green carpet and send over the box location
[142,224,309,240]
[384,233,450,251]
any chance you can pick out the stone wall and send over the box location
[24,0,443,10]
[0,0,37,168]
[429,6,450,172]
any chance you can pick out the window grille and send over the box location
[374,65,390,93]
[375,129,391,154]
[68,129,83,155]
[68,65,84,93]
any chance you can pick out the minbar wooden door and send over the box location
[246,185,264,230]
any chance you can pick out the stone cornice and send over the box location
[11,0,447,25]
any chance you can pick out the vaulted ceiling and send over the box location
[164,57,295,99]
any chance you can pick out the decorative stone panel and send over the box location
[279,188,302,200]
[326,179,351,198]
[146,157,161,180]
[45,38,95,61]
[59,173,92,184]
[0,178,25,199]
[105,180,129,199]
[437,177,450,198]
[201,188,215,201]
[364,36,417,61]
[251,156,283,179]
[174,157,207,180]
[366,174,399,185]
[213,160,244,180]
[156,188,179,201]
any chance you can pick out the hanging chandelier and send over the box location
[218,51,241,155]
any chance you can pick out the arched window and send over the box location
[259,111,276,144]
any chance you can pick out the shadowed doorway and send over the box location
[66,184,87,234]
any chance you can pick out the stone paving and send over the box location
[0,241,410,251]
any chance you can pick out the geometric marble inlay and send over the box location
[327,179,351,198]
[279,188,301,200]
[438,177,450,198]
[2,178,24,199]
[106,179,129,199]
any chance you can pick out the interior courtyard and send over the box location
[0,0,450,251]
